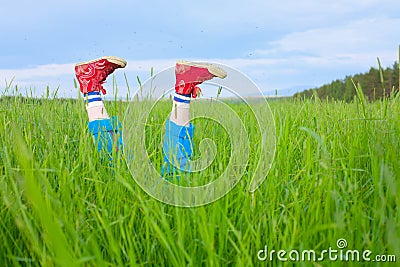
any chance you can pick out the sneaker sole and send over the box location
[177,60,227,79]
[75,56,127,68]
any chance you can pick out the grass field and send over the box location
[0,86,399,266]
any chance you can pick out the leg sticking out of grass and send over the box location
[75,56,126,159]
[161,61,227,178]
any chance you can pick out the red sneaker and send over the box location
[75,56,127,95]
[175,60,227,98]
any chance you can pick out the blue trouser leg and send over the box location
[87,117,192,176]
[162,119,194,177]
[87,116,123,159]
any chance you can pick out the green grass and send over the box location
[0,88,399,266]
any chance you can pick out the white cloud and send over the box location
[0,58,286,98]
[0,64,75,80]
[254,17,400,67]
[0,57,283,82]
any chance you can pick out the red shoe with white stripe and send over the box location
[75,56,127,95]
[175,60,227,98]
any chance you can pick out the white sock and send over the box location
[170,94,190,126]
[84,92,110,122]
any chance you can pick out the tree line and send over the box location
[294,61,399,101]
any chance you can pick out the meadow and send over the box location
[0,85,399,266]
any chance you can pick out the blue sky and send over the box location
[1,0,399,98]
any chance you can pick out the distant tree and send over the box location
[343,77,354,102]
[294,61,399,101]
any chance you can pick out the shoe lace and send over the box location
[93,80,107,94]
[94,64,116,95]
[192,86,202,98]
